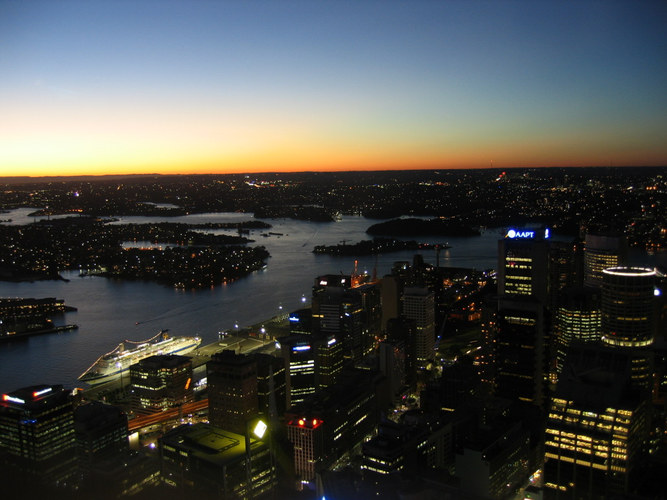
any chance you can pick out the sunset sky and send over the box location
[2,0,666,177]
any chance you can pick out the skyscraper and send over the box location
[554,286,601,375]
[207,350,258,434]
[497,228,550,304]
[544,343,650,498]
[401,286,435,369]
[0,385,77,489]
[495,229,551,406]
[584,233,628,288]
[130,354,193,415]
[601,267,656,389]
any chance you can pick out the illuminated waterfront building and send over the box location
[601,267,656,389]
[584,233,628,288]
[130,354,193,415]
[207,350,258,435]
[544,344,649,498]
[0,385,77,489]
[401,286,435,369]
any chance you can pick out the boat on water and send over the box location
[78,330,201,386]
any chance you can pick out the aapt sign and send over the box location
[505,228,551,239]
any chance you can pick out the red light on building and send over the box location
[298,419,305,426]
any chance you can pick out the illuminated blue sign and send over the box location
[288,316,300,322]
[506,229,534,239]
[292,345,311,352]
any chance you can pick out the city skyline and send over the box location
[2,1,667,177]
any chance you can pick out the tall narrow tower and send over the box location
[601,267,656,389]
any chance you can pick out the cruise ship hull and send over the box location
[78,335,201,386]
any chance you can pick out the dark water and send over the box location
[0,211,661,393]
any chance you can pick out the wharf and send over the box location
[82,313,291,401]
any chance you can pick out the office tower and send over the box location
[356,282,382,357]
[497,228,550,304]
[421,357,480,413]
[280,335,316,407]
[254,353,286,420]
[74,401,129,468]
[456,421,530,499]
[496,229,551,407]
[314,333,344,390]
[130,354,193,415]
[361,417,452,477]
[386,316,417,388]
[380,274,403,331]
[288,308,312,335]
[0,385,77,488]
[312,274,365,363]
[378,340,406,401]
[160,422,274,499]
[548,240,580,310]
[478,297,498,389]
[207,350,258,435]
[285,369,385,486]
[495,297,546,406]
[544,343,650,498]
[601,267,656,389]
[401,286,435,369]
[584,233,628,288]
[554,287,601,376]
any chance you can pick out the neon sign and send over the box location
[292,345,311,352]
[506,229,534,239]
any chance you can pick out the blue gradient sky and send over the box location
[2,0,666,175]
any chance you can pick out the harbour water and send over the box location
[0,211,661,393]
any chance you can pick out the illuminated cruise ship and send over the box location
[78,331,201,385]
